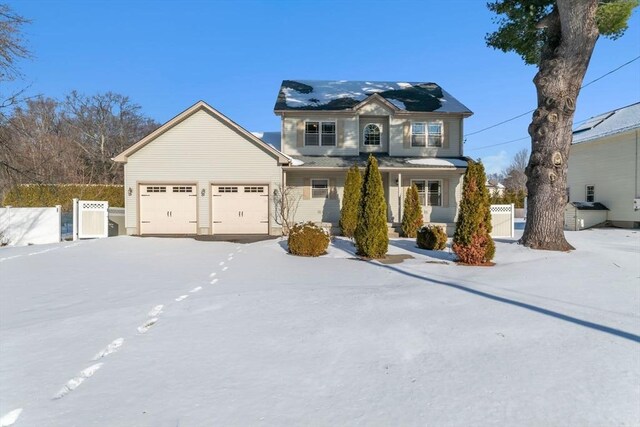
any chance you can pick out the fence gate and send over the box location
[76,200,109,239]
[490,204,515,238]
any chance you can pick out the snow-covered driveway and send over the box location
[1,230,639,426]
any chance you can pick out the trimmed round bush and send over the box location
[417,225,448,250]
[287,222,330,257]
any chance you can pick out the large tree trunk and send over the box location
[520,0,599,251]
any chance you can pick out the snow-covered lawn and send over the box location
[1,229,639,426]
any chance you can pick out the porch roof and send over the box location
[283,154,469,170]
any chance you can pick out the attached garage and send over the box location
[139,184,197,234]
[113,101,289,236]
[211,184,269,234]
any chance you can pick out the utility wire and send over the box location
[464,55,640,138]
[467,116,593,152]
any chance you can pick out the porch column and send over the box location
[397,172,402,221]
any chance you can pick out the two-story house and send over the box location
[274,80,472,235]
[113,80,472,237]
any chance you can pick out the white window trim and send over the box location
[304,120,336,147]
[363,123,382,146]
[410,179,443,207]
[411,120,444,148]
[311,179,329,199]
[585,185,595,202]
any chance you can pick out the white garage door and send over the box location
[139,185,197,234]
[212,185,269,234]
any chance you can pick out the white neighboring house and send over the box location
[567,102,640,229]
[486,180,505,197]
[113,101,289,236]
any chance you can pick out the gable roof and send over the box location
[113,101,290,164]
[572,102,640,144]
[273,80,473,115]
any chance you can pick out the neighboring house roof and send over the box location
[274,80,473,115]
[113,101,289,164]
[572,102,640,144]
[283,154,468,169]
[568,202,609,211]
[486,180,505,189]
[251,131,281,151]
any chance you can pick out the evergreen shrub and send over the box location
[452,161,495,265]
[339,165,362,238]
[401,183,423,238]
[3,184,124,211]
[417,225,448,250]
[354,155,388,258]
[287,222,330,257]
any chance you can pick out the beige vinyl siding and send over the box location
[389,116,462,157]
[357,99,395,116]
[389,171,464,224]
[124,109,282,235]
[567,130,640,224]
[282,115,359,156]
[286,171,345,224]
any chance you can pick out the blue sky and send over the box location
[7,0,640,174]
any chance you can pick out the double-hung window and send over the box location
[305,121,336,146]
[411,121,443,147]
[411,179,442,207]
[586,185,595,202]
[312,179,329,198]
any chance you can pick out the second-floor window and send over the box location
[411,121,443,147]
[586,185,595,202]
[305,121,336,146]
[363,124,381,146]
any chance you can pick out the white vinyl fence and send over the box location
[0,206,62,246]
[490,204,515,238]
[73,199,109,240]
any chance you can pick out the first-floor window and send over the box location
[586,185,595,202]
[427,180,442,206]
[305,121,336,146]
[411,179,441,206]
[312,179,329,198]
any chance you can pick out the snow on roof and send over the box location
[406,158,469,167]
[274,80,472,114]
[285,154,468,169]
[573,102,640,144]
[569,201,609,210]
[251,131,282,151]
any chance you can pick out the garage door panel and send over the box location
[212,185,269,234]
[139,185,197,234]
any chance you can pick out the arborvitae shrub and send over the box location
[339,165,362,238]
[3,184,124,211]
[453,161,495,265]
[401,184,423,238]
[355,155,388,258]
[417,225,447,250]
[287,222,330,257]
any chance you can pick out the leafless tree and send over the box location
[272,183,301,236]
[63,91,159,184]
[502,148,528,192]
[0,4,32,111]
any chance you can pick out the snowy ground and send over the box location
[1,229,639,426]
